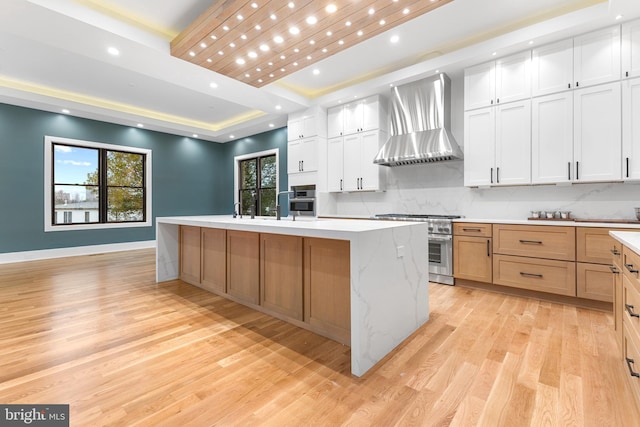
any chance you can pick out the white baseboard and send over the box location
[0,240,156,264]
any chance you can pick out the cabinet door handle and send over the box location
[627,157,630,178]
[519,239,543,245]
[496,98,500,104]
[576,161,579,180]
[340,179,343,191]
[626,358,640,378]
[611,248,620,255]
[576,81,579,87]
[568,162,571,180]
[568,83,571,89]
[496,167,500,184]
[490,167,494,184]
[491,99,494,105]
[626,71,630,78]
[626,304,640,318]
[463,228,482,232]
[609,265,620,274]
[487,239,491,257]
[520,272,543,278]
[301,160,304,171]
[626,263,639,274]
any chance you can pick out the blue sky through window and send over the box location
[54,145,98,185]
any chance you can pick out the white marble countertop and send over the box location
[157,215,423,239]
[610,231,640,254]
[453,218,640,228]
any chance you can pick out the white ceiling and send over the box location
[0,0,639,142]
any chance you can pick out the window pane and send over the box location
[107,151,144,187]
[54,144,99,185]
[260,156,276,188]
[107,187,144,222]
[240,189,255,216]
[260,188,276,216]
[240,159,257,189]
[53,184,99,224]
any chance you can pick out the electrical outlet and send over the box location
[396,245,405,258]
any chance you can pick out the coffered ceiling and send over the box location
[0,0,638,142]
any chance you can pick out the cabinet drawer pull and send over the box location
[626,304,640,318]
[519,240,543,245]
[462,228,482,232]
[626,264,639,274]
[520,272,543,278]
[487,239,490,257]
[609,265,620,274]
[611,248,620,255]
[626,358,640,378]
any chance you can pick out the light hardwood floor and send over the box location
[0,249,638,426]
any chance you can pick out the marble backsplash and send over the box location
[321,161,640,221]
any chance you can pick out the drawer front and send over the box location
[493,224,576,261]
[576,227,617,264]
[454,222,492,237]
[576,262,613,302]
[623,246,640,289]
[493,254,576,296]
[624,273,640,339]
[622,325,640,409]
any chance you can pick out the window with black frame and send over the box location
[238,154,276,216]
[52,143,146,225]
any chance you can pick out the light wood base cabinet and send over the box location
[179,225,201,286]
[304,237,351,344]
[226,230,260,305]
[453,236,492,283]
[493,254,576,296]
[201,228,226,294]
[576,262,614,302]
[493,224,575,261]
[260,234,303,320]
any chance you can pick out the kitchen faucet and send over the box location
[233,202,241,219]
[276,191,293,220]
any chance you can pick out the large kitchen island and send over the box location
[156,215,429,377]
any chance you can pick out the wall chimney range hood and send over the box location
[374,73,463,166]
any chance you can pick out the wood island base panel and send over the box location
[156,215,430,377]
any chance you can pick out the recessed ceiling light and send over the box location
[223,26,229,31]
[245,73,250,77]
[275,105,282,110]
[273,35,284,43]
[306,16,317,25]
[338,40,344,45]
[294,48,300,53]
[368,8,375,15]
[268,61,273,66]
[435,69,440,73]
[193,134,198,138]
[256,67,261,71]
[390,35,400,43]
[200,42,207,48]
[251,2,258,8]
[258,79,263,83]
[260,44,269,51]
[326,4,337,13]
[218,50,224,55]
[269,73,274,77]
[293,62,298,66]
[492,51,497,56]
[280,55,286,59]
[616,14,623,20]
[390,84,394,87]
[62,109,70,114]
[280,68,285,71]
[237,14,243,20]
[236,58,246,65]
[230,135,235,139]
[379,20,386,25]
[357,31,363,36]
[307,55,312,60]
[345,21,351,27]
[137,123,144,128]
[289,26,300,35]
[107,47,120,56]
[255,24,262,30]
[322,48,327,53]
[313,69,320,75]
[288,2,295,8]
[529,40,534,45]
[270,14,277,20]
[241,34,247,40]
[269,123,274,128]
[210,82,218,88]
[210,35,217,40]
[326,31,333,36]
[310,40,315,45]
[403,8,410,14]
[189,51,196,57]
[207,58,212,63]
[248,51,257,58]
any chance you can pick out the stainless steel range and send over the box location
[372,214,461,285]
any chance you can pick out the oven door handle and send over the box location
[428,235,452,242]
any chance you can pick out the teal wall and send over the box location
[0,103,288,254]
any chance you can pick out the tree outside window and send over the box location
[239,154,276,216]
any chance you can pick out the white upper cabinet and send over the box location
[573,82,622,182]
[327,136,344,191]
[531,92,574,184]
[495,51,532,105]
[342,130,386,192]
[622,19,640,79]
[287,137,318,174]
[531,39,574,97]
[623,77,640,180]
[287,106,326,142]
[464,62,496,111]
[464,52,530,111]
[574,26,621,89]
[327,106,344,138]
[464,108,496,186]
[494,100,532,186]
